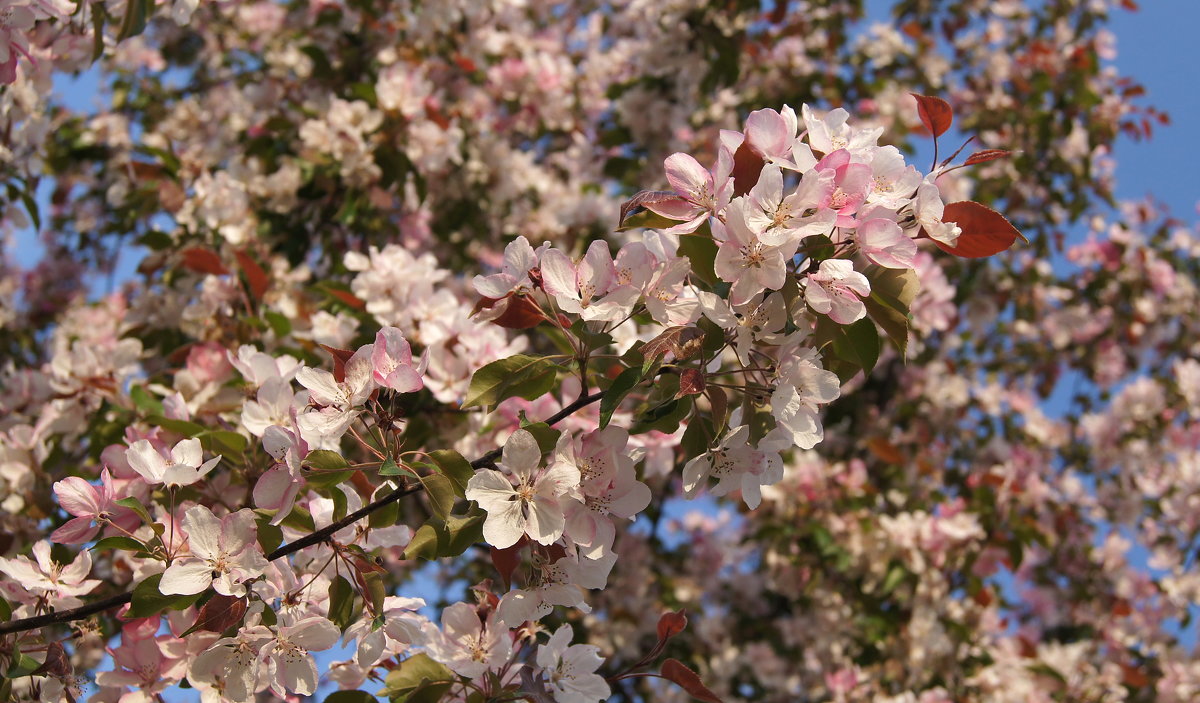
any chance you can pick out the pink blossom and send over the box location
[535,624,610,703]
[855,208,917,269]
[126,437,221,488]
[540,241,640,322]
[805,259,871,324]
[371,326,425,392]
[51,469,136,544]
[465,428,581,548]
[425,602,514,679]
[714,200,794,306]
[160,506,269,597]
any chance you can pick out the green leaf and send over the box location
[0,595,10,621]
[880,563,907,595]
[799,234,835,262]
[116,0,152,40]
[256,519,284,555]
[126,574,204,619]
[415,471,457,521]
[328,575,358,633]
[518,421,561,454]
[403,513,484,561]
[863,294,909,357]
[815,316,881,379]
[678,227,718,286]
[130,385,164,416]
[379,457,411,477]
[631,390,693,435]
[18,188,39,231]
[382,653,455,696]
[6,653,41,678]
[90,536,150,554]
[428,450,473,495]
[115,496,153,524]
[361,570,387,617]
[305,470,354,490]
[863,266,920,355]
[306,450,350,471]
[462,354,559,409]
[599,367,641,428]
[146,415,205,437]
[198,430,248,459]
[264,311,292,337]
[138,230,174,251]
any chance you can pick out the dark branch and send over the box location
[0,388,608,637]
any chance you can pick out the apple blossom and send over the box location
[714,200,795,305]
[126,437,221,487]
[466,428,581,548]
[425,602,514,679]
[160,506,270,597]
[805,259,872,324]
[536,625,611,703]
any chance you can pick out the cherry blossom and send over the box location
[541,241,640,322]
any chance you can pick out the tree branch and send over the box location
[0,388,607,637]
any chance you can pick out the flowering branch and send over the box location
[0,390,608,637]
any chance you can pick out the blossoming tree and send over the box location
[0,1,1196,702]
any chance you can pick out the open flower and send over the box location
[160,506,269,597]
[473,235,539,298]
[261,616,341,697]
[805,259,871,324]
[51,469,136,544]
[465,429,580,548]
[714,199,794,306]
[371,326,425,393]
[425,602,513,679]
[541,241,640,322]
[536,624,611,703]
[126,438,220,488]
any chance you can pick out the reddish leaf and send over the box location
[186,594,247,635]
[472,294,546,329]
[656,609,688,642]
[326,288,366,310]
[234,250,270,300]
[180,247,228,276]
[707,386,728,433]
[911,93,953,138]
[619,190,687,226]
[491,541,525,589]
[31,641,72,678]
[962,149,1012,166]
[730,141,764,197]
[676,369,706,398]
[661,659,723,703]
[932,201,1027,258]
[318,344,356,383]
[643,326,706,364]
